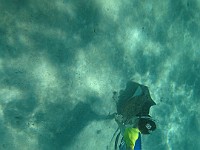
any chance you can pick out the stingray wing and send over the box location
[117,81,156,120]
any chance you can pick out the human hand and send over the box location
[115,114,123,123]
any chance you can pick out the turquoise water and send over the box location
[0,0,199,149]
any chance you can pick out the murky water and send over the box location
[0,0,199,149]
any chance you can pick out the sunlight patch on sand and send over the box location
[96,0,122,21]
[7,125,39,150]
[0,87,23,104]
[33,58,59,90]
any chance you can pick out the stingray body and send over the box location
[116,81,156,121]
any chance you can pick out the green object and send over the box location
[123,127,140,149]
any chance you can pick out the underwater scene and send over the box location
[0,0,199,150]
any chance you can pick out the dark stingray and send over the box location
[116,81,156,120]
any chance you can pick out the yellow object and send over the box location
[123,127,140,149]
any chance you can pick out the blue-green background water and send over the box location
[0,0,200,150]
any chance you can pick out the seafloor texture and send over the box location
[0,0,200,150]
